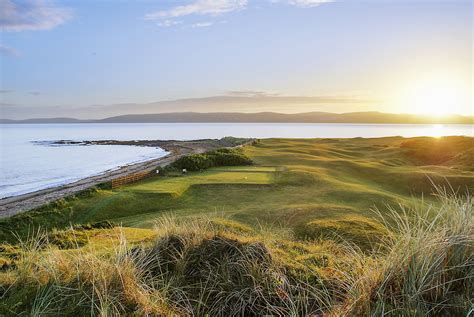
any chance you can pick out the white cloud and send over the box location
[146,0,333,28]
[158,20,183,27]
[145,0,248,20]
[287,0,334,8]
[0,45,20,57]
[227,90,280,97]
[191,21,214,28]
[0,0,72,32]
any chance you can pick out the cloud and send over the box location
[191,21,214,28]
[0,90,14,94]
[146,0,333,28]
[287,0,333,7]
[158,20,183,27]
[224,91,379,105]
[145,0,248,20]
[277,0,333,7]
[0,0,72,32]
[29,91,42,96]
[227,90,280,97]
[0,45,20,57]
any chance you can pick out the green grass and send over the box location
[295,214,388,249]
[128,168,273,196]
[1,136,472,244]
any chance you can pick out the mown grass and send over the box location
[129,167,274,197]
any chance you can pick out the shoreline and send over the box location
[0,138,251,218]
[1,149,170,200]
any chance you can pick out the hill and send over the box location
[1,111,473,124]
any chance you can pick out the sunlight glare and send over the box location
[398,77,469,116]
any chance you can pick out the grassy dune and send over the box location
[0,136,472,315]
[0,192,472,316]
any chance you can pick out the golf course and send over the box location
[0,136,472,316]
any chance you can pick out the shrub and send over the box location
[171,153,212,171]
[170,148,252,171]
[219,136,254,147]
[207,148,253,166]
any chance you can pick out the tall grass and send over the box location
[341,187,473,316]
[0,190,472,316]
[141,215,334,316]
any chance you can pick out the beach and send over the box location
[0,138,249,217]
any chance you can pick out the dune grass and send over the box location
[0,190,471,316]
[338,188,473,316]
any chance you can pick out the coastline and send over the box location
[0,138,250,218]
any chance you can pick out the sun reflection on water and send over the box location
[431,124,444,138]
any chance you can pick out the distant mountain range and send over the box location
[1,112,472,124]
[0,94,380,119]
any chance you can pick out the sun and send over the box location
[397,77,470,117]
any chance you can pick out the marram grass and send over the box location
[0,189,472,316]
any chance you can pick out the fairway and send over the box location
[128,167,275,196]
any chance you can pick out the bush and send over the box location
[170,148,252,171]
[207,148,253,166]
[171,153,212,171]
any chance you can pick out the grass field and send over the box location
[0,136,472,315]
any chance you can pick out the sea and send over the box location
[0,123,472,199]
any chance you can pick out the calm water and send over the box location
[0,123,472,198]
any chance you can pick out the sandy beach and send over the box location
[0,138,248,218]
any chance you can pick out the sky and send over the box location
[0,0,472,119]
